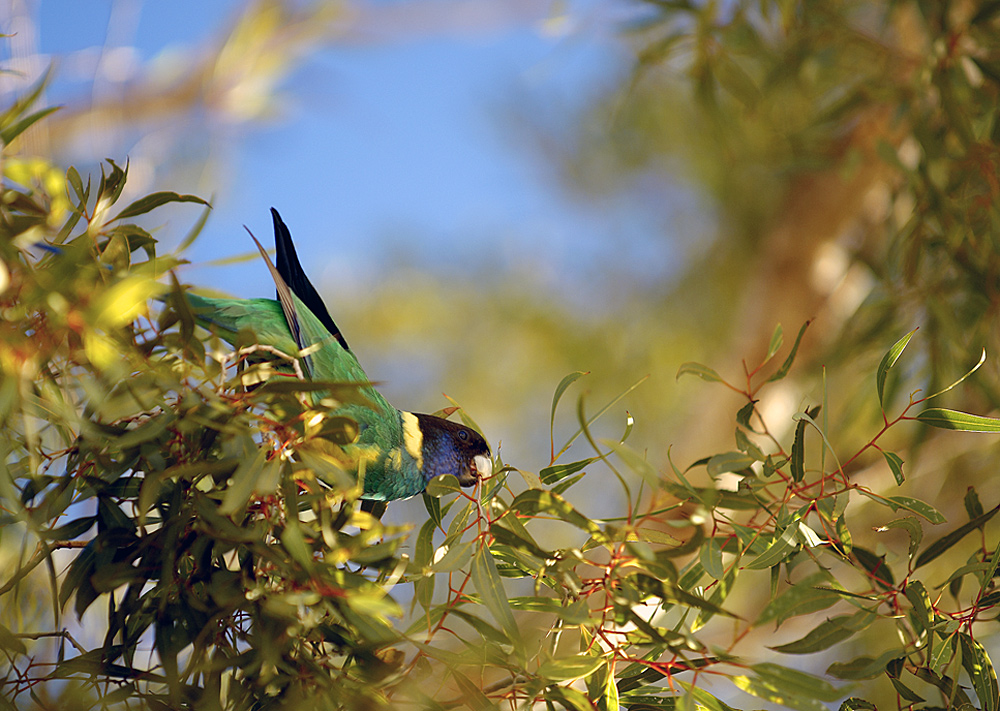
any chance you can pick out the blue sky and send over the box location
[14,0,701,309]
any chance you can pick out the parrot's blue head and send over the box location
[414,414,492,487]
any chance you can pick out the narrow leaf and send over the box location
[881,450,905,485]
[706,451,755,477]
[755,572,839,627]
[111,192,210,221]
[471,547,522,661]
[877,516,922,559]
[925,348,987,400]
[0,105,62,145]
[767,320,811,383]
[770,611,875,654]
[746,525,799,570]
[537,654,604,682]
[700,537,725,580]
[916,408,1000,432]
[857,490,946,523]
[764,323,784,365]
[828,650,906,680]
[550,371,588,457]
[915,503,1000,568]
[677,362,723,382]
[790,416,807,482]
[876,329,917,406]
[541,457,596,485]
[958,632,999,711]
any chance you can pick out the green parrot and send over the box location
[184,208,492,502]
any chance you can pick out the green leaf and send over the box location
[700,537,725,580]
[885,659,924,703]
[510,489,602,536]
[764,323,784,365]
[41,516,97,540]
[767,320,811,383]
[877,516,922,559]
[839,699,877,711]
[0,105,61,146]
[603,666,620,711]
[734,663,840,711]
[957,632,999,711]
[675,682,739,711]
[676,362,723,382]
[280,523,315,573]
[550,371,588,454]
[915,408,1000,432]
[754,572,839,627]
[853,547,895,589]
[904,580,933,636]
[706,451,755,477]
[537,654,604,682]
[880,450,905,485]
[219,446,276,516]
[540,457,596,485]
[745,525,799,570]
[111,191,210,221]
[0,621,26,655]
[452,670,494,711]
[857,490,947,523]
[424,473,462,498]
[966,487,985,518]
[925,348,987,400]
[422,492,442,528]
[916,504,1000,568]
[981,538,1000,590]
[602,440,661,487]
[911,667,974,709]
[715,51,761,108]
[490,522,549,562]
[828,650,906,680]
[471,547,522,661]
[790,415,807,482]
[770,610,876,654]
[876,329,917,407]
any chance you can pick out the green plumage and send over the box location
[183,209,491,502]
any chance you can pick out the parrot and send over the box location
[183,208,492,502]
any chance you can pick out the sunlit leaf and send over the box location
[915,408,1000,432]
[111,191,210,221]
[957,632,999,711]
[537,654,604,682]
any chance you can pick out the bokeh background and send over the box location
[5,0,1000,522]
[7,0,1000,552]
[3,0,711,522]
[5,0,1000,705]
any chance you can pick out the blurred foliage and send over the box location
[4,50,1000,711]
[561,0,1000,415]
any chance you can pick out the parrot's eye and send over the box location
[458,429,469,441]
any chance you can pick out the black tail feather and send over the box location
[270,207,351,352]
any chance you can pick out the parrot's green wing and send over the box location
[183,287,395,422]
[179,209,491,504]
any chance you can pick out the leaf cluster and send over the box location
[3,64,1000,711]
